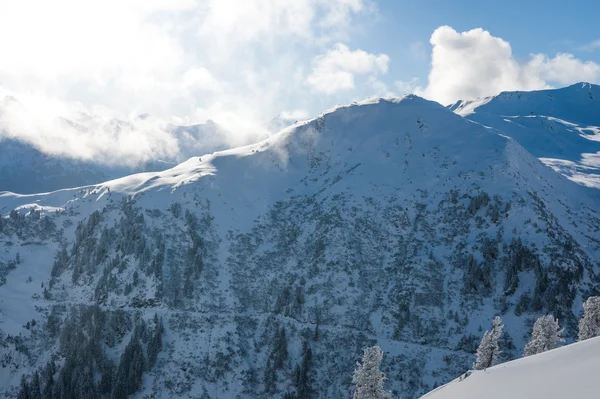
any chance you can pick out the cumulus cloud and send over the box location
[417,26,600,104]
[306,43,390,94]
[526,53,600,85]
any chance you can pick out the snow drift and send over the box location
[421,336,600,399]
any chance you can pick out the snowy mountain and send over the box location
[0,137,175,194]
[421,336,600,399]
[1,94,600,398]
[450,83,600,189]
[0,102,230,194]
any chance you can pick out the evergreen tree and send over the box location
[98,359,115,395]
[113,331,145,399]
[30,372,41,399]
[578,296,600,341]
[147,314,164,369]
[17,375,30,399]
[42,360,56,398]
[264,326,289,394]
[294,341,313,398]
[524,315,563,356]
[273,327,288,370]
[473,316,503,370]
[352,346,392,399]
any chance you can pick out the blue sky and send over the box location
[377,0,600,70]
[350,0,600,103]
[1,0,600,161]
[289,0,600,117]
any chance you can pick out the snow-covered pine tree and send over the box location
[352,346,393,399]
[473,316,503,370]
[523,315,563,356]
[578,296,600,341]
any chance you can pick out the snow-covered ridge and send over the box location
[1,94,492,202]
[450,82,597,122]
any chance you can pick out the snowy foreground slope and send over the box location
[451,82,600,189]
[1,95,600,398]
[421,336,600,399]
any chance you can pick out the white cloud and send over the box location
[279,110,310,121]
[0,91,180,166]
[366,77,394,97]
[395,78,421,95]
[306,43,390,94]
[183,68,222,92]
[318,0,365,28]
[409,41,427,60]
[579,39,600,52]
[0,1,185,87]
[196,0,371,64]
[417,26,600,105]
[526,53,600,85]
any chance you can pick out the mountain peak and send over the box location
[567,81,597,89]
[319,94,447,120]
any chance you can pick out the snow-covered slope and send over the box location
[1,94,600,398]
[421,336,600,399]
[450,83,600,188]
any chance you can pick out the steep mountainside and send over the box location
[450,83,600,189]
[421,336,600,399]
[1,95,599,398]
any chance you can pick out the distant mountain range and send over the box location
[450,82,600,189]
[0,103,229,193]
